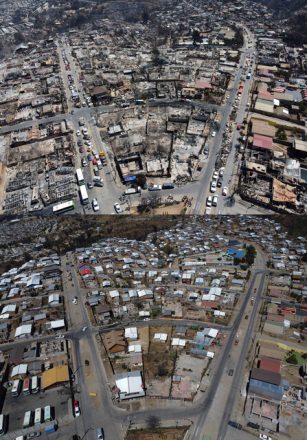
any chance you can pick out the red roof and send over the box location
[80,269,92,275]
[253,134,273,150]
[195,80,212,90]
[201,301,218,309]
[258,91,274,101]
[260,356,281,374]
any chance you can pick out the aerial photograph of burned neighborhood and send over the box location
[0,0,306,216]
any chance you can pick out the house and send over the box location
[115,371,145,400]
[103,330,126,354]
[41,365,69,390]
[15,324,33,338]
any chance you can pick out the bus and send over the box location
[11,379,22,397]
[31,376,39,394]
[34,408,42,426]
[52,200,75,215]
[44,405,53,423]
[22,378,30,395]
[80,186,89,205]
[23,411,33,429]
[0,414,7,436]
[76,168,85,186]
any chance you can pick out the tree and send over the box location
[276,127,287,141]
[146,415,160,430]
[245,245,256,266]
[192,29,202,45]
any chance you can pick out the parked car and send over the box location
[148,184,162,191]
[212,196,218,207]
[92,198,100,212]
[79,147,84,153]
[222,187,228,196]
[259,435,272,440]
[74,400,80,417]
[210,181,217,193]
[217,177,223,188]
[96,428,104,440]
[27,432,41,438]
[87,182,94,189]
[206,196,212,207]
[114,203,122,213]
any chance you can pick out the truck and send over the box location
[124,187,141,195]
[45,423,57,433]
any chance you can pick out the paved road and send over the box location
[188,269,266,440]
[192,29,255,215]
[216,30,257,214]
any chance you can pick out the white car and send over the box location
[222,187,228,196]
[148,184,162,191]
[206,196,212,207]
[76,130,81,136]
[92,198,100,212]
[212,171,219,180]
[259,435,272,440]
[211,131,216,137]
[114,202,122,213]
[210,181,217,193]
[212,196,218,207]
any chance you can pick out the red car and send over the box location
[74,400,80,417]
[79,147,84,153]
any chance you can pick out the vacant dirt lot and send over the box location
[126,427,188,440]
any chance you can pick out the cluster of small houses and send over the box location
[0,254,66,342]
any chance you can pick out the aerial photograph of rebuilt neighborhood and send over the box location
[0,0,306,440]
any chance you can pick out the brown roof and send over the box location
[104,330,126,353]
[251,368,281,385]
[95,303,111,314]
[260,356,281,374]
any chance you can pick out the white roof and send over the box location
[109,290,119,298]
[171,338,186,347]
[209,287,222,296]
[125,327,138,340]
[202,294,216,301]
[50,319,65,329]
[0,314,9,320]
[138,311,150,317]
[48,293,60,303]
[26,273,41,287]
[15,324,32,337]
[128,344,142,353]
[137,289,153,298]
[94,265,104,273]
[11,363,28,377]
[2,304,16,314]
[208,328,219,338]
[115,371,143,395]
[206,351,215,358]
[214,310,225,317]
[154,333,168,342]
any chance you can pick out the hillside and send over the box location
[259,0,307,45]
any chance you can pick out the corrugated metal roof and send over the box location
[41,365,69,389]
[260,356,281,374]
[251,368,281,385]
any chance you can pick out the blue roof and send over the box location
[124,176,136,182]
